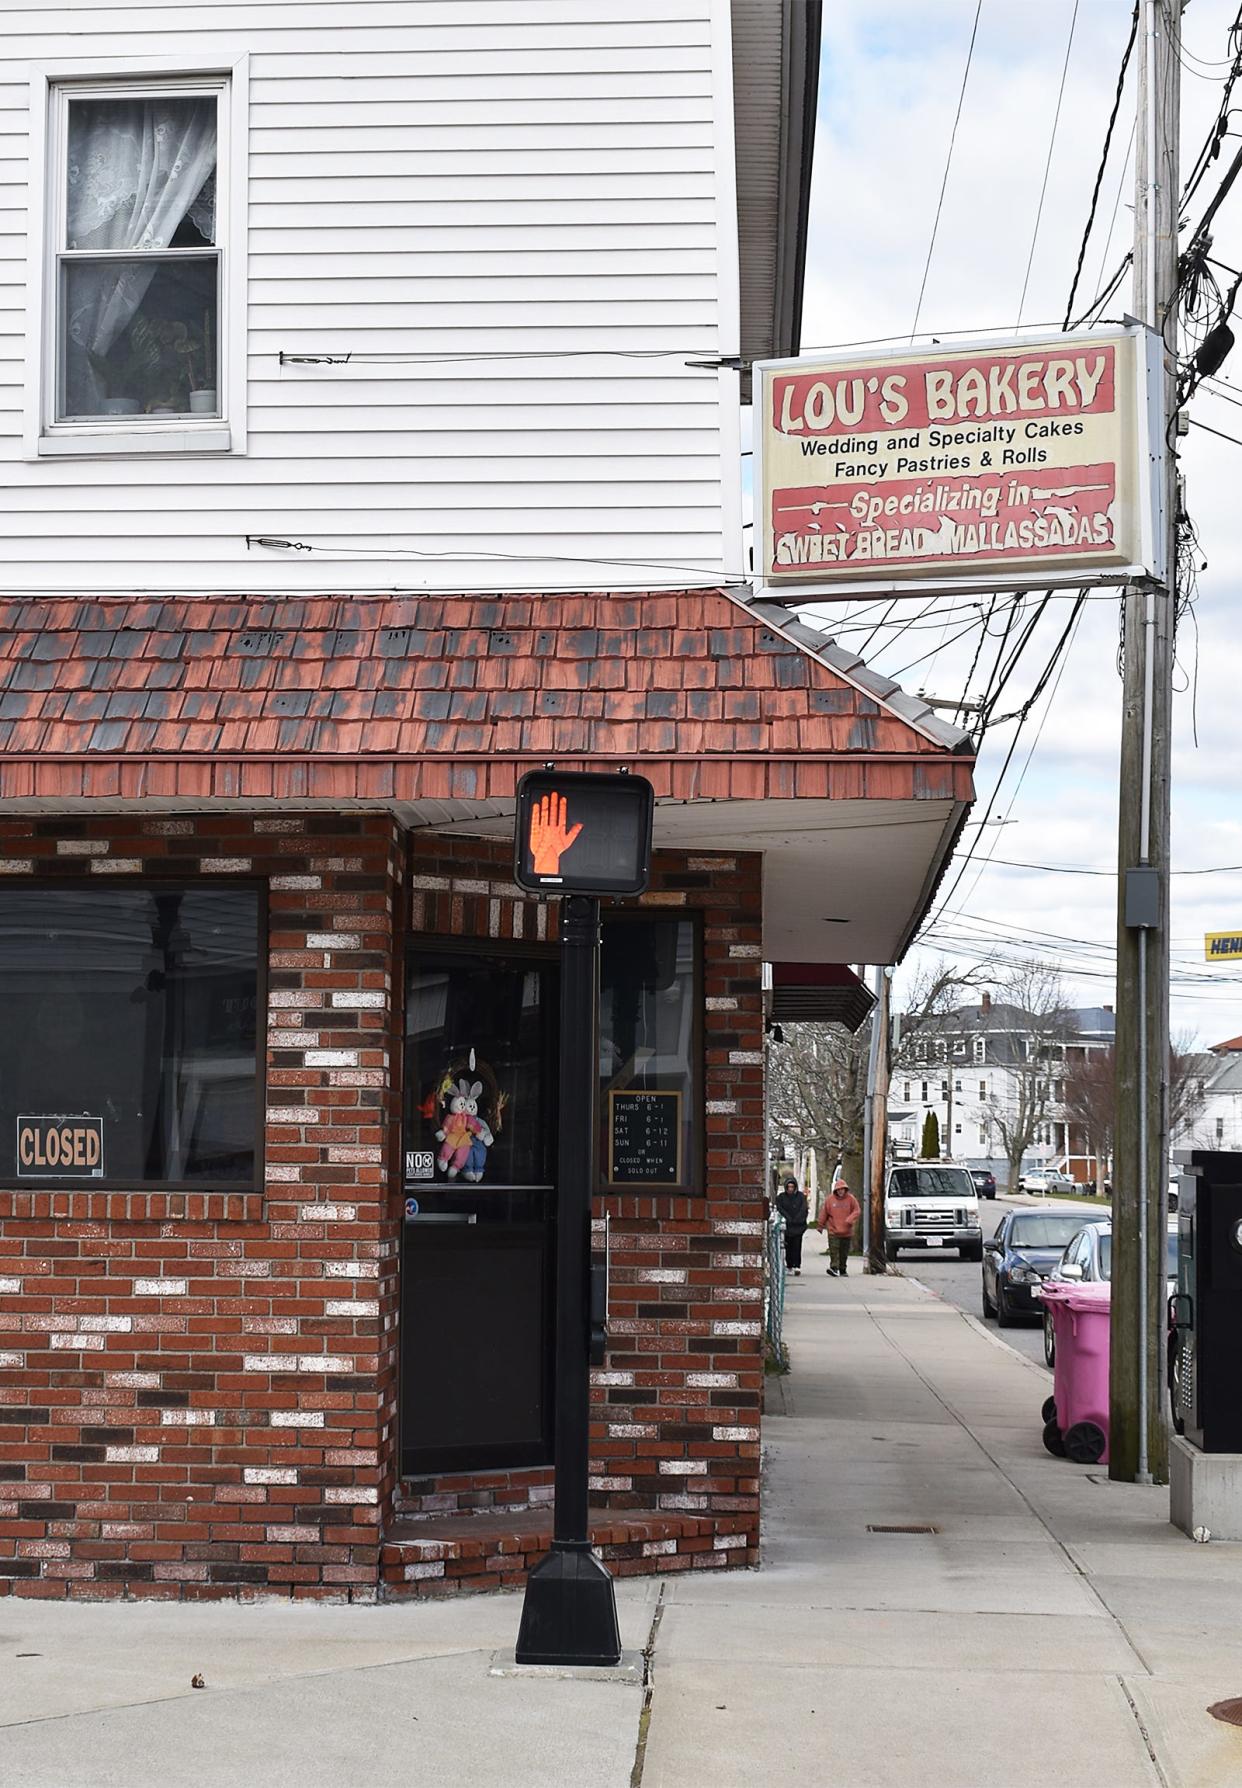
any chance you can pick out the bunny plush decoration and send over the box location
[435,1078,494,1181]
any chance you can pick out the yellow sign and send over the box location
[1205,932,1242,962]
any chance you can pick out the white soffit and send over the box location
[401,794,961,967]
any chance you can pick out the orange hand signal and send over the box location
[528,789,583,875]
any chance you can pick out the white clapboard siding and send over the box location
[0,0,741,593]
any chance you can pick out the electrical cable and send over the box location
[934,596,1086,928]
[909,0,985,341]
[963,855,1242,877]
[1063,1,1140,327]
[1017,0,1081,327]
[1180,4,1242,209]
[1188,415,1242,446]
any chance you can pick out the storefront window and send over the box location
[599,915,700,1191]
[0,886,260,1185]
[404,949,555,1193]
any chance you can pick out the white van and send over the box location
[884,1161,982,1262]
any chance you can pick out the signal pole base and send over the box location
[514,1541,622,1668]
[1171,1434,1242,1543]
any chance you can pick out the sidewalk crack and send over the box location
[1117,1675,1173,1786]
[628,1584,667,1788]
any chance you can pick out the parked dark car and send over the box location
[981,1209,1109,1329]
[970,1169,997,1200]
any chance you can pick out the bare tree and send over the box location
[980,963,1076,1193]
[767,959,992,1208]
[1063,1044,1114,1190]
[1169,1031,1209,1142]
[767,1022,867,1202]
[1065,1031,1208,1183]
[890,958,996,1077]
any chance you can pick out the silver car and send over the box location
[1041,1220,1178,1366]
[1018,1167,1076,1195]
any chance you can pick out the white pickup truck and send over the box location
[884,1161,983,1262]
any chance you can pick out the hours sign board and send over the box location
[754,325,1163,599]
[608,1090,682,1185]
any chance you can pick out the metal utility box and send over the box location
[1170,1151,1242,1453]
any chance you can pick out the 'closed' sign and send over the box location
[17,1115,104,1177]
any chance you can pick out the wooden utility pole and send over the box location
[867,969,891,1273]
[1110,0,1179,1485]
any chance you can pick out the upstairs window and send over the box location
[37,74,240,454]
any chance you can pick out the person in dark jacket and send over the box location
[775,1175,809,1274]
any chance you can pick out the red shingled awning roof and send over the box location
[0,587,972,806]
[0,586,974,965]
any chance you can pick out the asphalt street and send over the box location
[884,1192,1108,1372]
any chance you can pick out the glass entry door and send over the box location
[400,946,557,1476]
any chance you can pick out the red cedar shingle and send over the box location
[0,589,974,807]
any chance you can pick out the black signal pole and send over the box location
[515,892,622,1666]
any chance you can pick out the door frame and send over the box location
[398,933,559,1480]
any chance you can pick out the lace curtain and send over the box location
[63,97,217,415]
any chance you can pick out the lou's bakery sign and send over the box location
[754,325,1162,595]
[17,1114,104,1177]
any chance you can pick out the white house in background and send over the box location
[1177,1037,1242,1155]
[887,993,1115,1182]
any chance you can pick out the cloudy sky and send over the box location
[796,0,1242,1045]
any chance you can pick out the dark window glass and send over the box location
[888,1166,975,1199]
[599,916,699,1190]
[0,887,259,1185]
[59,94,220,421]
[405,952,554,1191]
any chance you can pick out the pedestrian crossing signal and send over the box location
[514,769,653,896]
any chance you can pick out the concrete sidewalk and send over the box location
[3,1271,1241,1786]
[644,1269,1242,1788]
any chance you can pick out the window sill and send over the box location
[37,425,233,458]
[0,1187,263,1223]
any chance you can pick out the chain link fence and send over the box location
[764,1213,786,1356]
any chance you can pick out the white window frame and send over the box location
[25,56,248,459]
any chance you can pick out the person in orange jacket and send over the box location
[818,1177,862,1277]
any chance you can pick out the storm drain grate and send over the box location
[1208,1699,1242,1728]
[866,1524,939,1535]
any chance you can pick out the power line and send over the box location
[910,0,984,341]
[937,596,1086,926]
[968,856,1242,878]
[1063,1,1140,326]
[1188,415,1242,447]
[1180,5,1242,209]
[1018,0,1081,326]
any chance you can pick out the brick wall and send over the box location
[0,814,404,1601]
[0,817,765,1600]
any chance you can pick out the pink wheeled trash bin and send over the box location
[1036,1280,1112,1464]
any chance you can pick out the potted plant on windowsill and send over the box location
[186,310,216,415]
